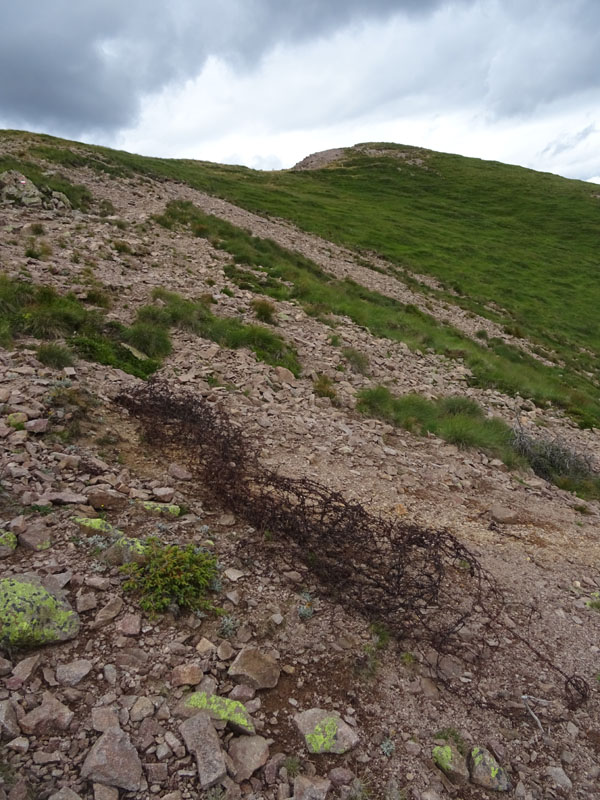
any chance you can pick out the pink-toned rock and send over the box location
[87,488,127,511]
[91,595,123,629]
[117,613,141,636]
[152,486,175,502]
[228,735,270,782]
[171,663,204,686]
[228,648,280,689]
[18,524,52,551]
[81,727,142,791]
[19,692,73,735]
[25,418,49,433]
[168,464,192,481]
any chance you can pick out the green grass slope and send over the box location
[2,131,599,427]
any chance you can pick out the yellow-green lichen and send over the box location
[0,529,18,551]
[185,692,255,733]
[305,717,339,753]
[7,412,27,428]
[471,747,485,768]
[73,517,121,535]
[0,577,80,647]
[139,501,181,516]
[433,745,453,773]
[115,536,147,554]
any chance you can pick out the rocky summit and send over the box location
[0,131,599,799]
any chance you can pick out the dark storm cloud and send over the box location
[0,0,464,135]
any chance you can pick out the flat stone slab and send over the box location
[294,709,359,754]
[228,735,269,782]
[56,659,93,686]
[19,692,73,735]
[0,575,80,648]
[81,727,142,791]
[179,712,226,789]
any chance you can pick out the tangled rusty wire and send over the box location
[117,380,589,711]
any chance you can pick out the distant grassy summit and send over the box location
[1,130,599,427]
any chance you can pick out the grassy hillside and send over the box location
[2,130,599,427]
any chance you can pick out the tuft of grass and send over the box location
[357,386,520,465]
[251,298,277,324]
[313,373,337,399]
[25,239,53,260]
[36,343,74,369]
[342,346,370,375]
[125,322,172,359]
[29,222,45,235]
[283,756,302,779]
[121,538,218,615]
[434,727,467,756]
[147,287,301,375]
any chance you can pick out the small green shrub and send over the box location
[342,346,369,375]
[121,538,218,615]
[36,343,74,369]
[313,373,336,399]
[30,222,45,235]
[251,298,277,324]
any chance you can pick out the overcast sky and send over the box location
[1,1,599,182]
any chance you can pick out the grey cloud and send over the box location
[541,124,596,158]
[0,0,463,135]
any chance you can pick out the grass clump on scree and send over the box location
[139,287,301,375]
[152,200,599,429]
[121,538,219,615]
[358,386,600,500]
[0,274,158,378]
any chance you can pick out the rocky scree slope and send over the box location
[0,138,599,800]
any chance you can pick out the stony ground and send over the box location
[1,144,600,800]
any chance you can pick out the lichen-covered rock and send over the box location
[73,517,121,536]
[102,536,147,565]
[176,691,255,734]
[0,529,17,558]
[138,500,181,516]
[0,575,80,648]
[294,708,359,754]
[469,746,511,791]
[432,742,469,785]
